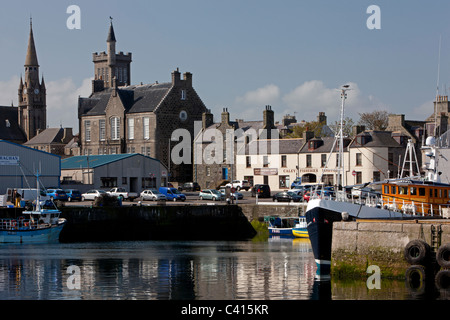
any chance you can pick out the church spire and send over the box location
[25,17,39,67]
[107,17,116,43]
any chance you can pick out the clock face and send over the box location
[34,89,39,94]
[179,110,187,122]
[23,88,27,94]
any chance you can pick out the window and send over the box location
[111,117,120,140]
[356,153,362,166]
[400,186,408,195]
[306,154,312,168]
[410,187,417,195]
[128,118,134,140]
[181,89,186,100]
[141,146,150,157]
[263,156,269,167]
[123,67,128,82]
[143,117,150,140]
[419,188,425,196]
[373,171,380,182]
[356,172,362,184]
[99,119,106,141]
[246,156,251,168]
[281,155,287,168]
[85,120,91,141]
[391,186,396,194]
[384,185,389,194]
[206,167,211,177]
[279,176,290,189]
[321,154,327,167]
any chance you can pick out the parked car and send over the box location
[219,188,244,200]
[251,184,271,198]
[140,189,166,201]
[64,189,82,202]
[46,189,68,201]
[159,187,186,201]
[81,189,107,201]
[272,191,303,202]
[199,189,223,201]
[225,180,250,191]
[178,182,201,192]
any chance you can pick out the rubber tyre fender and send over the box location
[405,265,427,296]
[404,239,431,265]
[436,243,450,269]
[435,269,450,291]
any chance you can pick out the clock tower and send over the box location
[18,19,46,141]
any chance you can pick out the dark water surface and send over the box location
[0,238,445,300]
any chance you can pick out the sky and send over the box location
[2,0,450,134]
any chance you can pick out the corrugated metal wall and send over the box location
[0,141,61,193]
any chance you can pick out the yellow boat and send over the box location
[292,216,309,238]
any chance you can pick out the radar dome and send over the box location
[426,136,436,146]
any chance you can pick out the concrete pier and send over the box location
[331,219,450,278]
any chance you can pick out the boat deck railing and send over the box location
[310,190,450,217]
[0,217,38,231]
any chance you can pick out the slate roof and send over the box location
[79,82,172,116]
[0,106,26,143]
[245,138,305,155]
[299,136,351,154]
[349,131,403,148]
[24,128,68,145]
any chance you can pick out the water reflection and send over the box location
[0,239,316,300]
[0,240,447,300]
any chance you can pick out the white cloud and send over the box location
[0,75,92,134]
[46,77,92,132]
[230,80,389,124]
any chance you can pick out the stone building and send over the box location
[193,106,278,189]
[78,21,208,183]
[24,127,74,157]
[0,21,46,144]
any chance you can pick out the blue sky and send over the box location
[2,0,450,133]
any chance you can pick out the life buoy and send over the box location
[436,243,450,269]
[11,220,17,229]
[404,239,431,265]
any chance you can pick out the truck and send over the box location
[107,187,139,201]
[225,180,250,191]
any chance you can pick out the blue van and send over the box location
[159,187,186,202]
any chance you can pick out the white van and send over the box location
[8,188,50,204]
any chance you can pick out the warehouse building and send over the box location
[0,140,61,194]
[61,153,168,193]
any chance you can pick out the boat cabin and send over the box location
[382,180,450,215]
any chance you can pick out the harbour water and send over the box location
[0,238,442,300]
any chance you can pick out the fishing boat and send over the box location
[266,216,298,237]
[292,216,308,238]
[305,85,449,277]
[0,172,66,244]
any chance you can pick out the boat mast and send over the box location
[337,85,350,188]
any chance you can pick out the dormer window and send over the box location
[308,138,322,151]
[356,134,371,145]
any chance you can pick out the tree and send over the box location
[328,117,355,137]
[286,120,325,138]
[358,110,390,131]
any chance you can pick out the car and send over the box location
[199,189,223,201]
[251,184,271,198]
[178,182,201,192]
[303,189,335,202]
[219,188,244,200]
[46,189,68,201]
[64,189,82,202]
[140,189,166,201]
[225,180,250,191]
[81,189,107,201]
[159,187,186,201]
[272,191,303,202]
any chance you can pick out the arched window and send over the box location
[111,116,120,140]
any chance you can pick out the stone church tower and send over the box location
[92,19,132,90]
[18,20,46,140]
